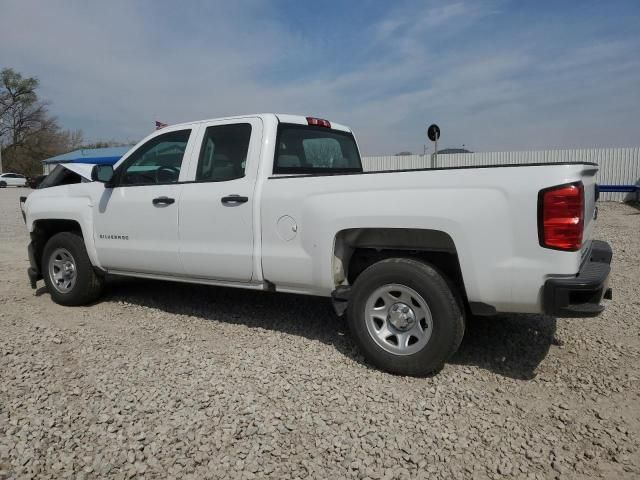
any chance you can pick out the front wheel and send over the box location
[347,258,465,376]
[42,232,104,306]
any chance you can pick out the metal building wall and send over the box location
[362,148,640,202]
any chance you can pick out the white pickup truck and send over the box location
[23,114,612,375]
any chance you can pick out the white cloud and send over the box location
[1,0,638,154]
[0,1,290,137]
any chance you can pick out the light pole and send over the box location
[427,124,440,169]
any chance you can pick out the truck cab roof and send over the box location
[169,113,352,133]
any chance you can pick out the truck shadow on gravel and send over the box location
[103,277,556,381]
[452,314,556,380]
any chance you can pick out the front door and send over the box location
[94,127,197,275]
[178,119,262,281]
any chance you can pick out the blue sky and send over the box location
[1,0,638,154]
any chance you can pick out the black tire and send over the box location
[42,232,104,306]
[0,181,6,188]
[347,258,465,376]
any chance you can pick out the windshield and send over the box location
[273,123,362,174]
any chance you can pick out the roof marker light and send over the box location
[306,117,331,128]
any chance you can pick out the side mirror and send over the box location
[91,164,114,184]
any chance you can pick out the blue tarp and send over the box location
[599,185,640,193]
[42,146,129,166]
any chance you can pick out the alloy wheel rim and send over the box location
[48,248,77,293]
[364,283,433,356]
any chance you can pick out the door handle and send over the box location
[152,196,175,205]
[221,195,248,205]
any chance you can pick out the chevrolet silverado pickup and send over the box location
[22,114,612,375]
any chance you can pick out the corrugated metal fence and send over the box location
[363,147,640,202]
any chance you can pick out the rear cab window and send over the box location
[273,124,362,175]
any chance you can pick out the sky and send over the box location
[1,0,639,155]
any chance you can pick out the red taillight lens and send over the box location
[539,183,584,251]
[306,117,331,128]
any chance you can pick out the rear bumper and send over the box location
[543,240,612,317]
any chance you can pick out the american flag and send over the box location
[155,120,168,130]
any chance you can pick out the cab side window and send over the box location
[196,124,252,182]
[119,129,191,186]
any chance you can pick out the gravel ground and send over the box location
[1,186,639,480]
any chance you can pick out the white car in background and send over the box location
[0,172,27,187]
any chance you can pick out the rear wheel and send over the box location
[347,258,465,376]
[42,232,104,306]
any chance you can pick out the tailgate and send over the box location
[581,164,599,260]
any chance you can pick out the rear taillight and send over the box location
[306,117,331,128]
[538,182,584,251]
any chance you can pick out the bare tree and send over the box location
[0,68,85,176]
[81,139,135,149]
[0,69,50,149]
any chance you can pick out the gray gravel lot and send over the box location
[1,186,639,479]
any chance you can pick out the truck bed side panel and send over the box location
[260,163,595,313]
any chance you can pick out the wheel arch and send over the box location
[332,227,470,309]
[31,219,88,274]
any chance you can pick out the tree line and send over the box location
[0,68,128,176]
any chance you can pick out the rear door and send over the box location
[178,118,262,281]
